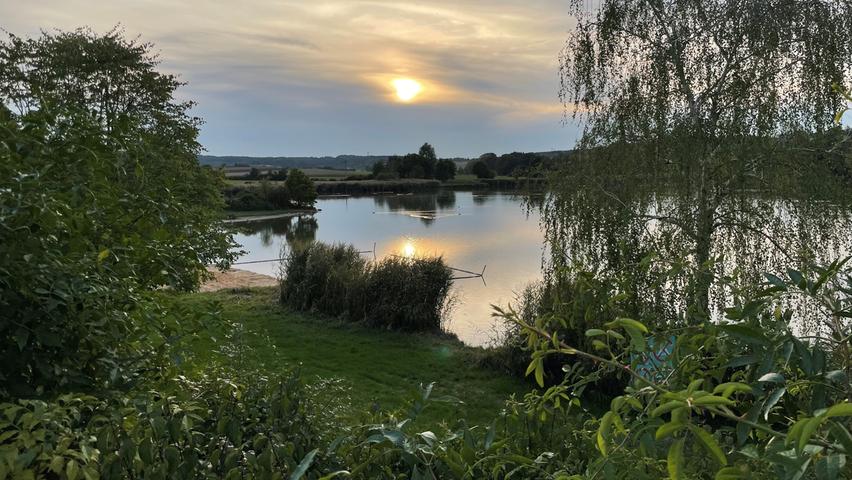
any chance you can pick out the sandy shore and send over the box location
[200,267,278,292]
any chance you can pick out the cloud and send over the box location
[1,0,579,156]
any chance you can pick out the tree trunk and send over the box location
[691,159,715,323]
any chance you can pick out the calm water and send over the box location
[231,191,544,345]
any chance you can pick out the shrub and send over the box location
[0,369,323,480]
[364,256,453,331]
[279,243,369,317]
[279,242,452,331]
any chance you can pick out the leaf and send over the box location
[757,373,785,384]
[97,249,110,262]
[319,471,351,480]
[419,431,437,446]
[624,326,646,352]
[651,401,686,417]
[715,465,750,479]
[798,417,823,453]
[763,387,786,421]
[713,382,753,398]
[289,449,319,480]
[67,459,80,480]
[787,268,805,287]
[656,421,684,440]
[828,421,852,455]
[691,395,735,407]
[824,402,852,419]
[534,360,545,388]
[689,426,727,465]
[764,273,786,288]
[585,329,606,337]
[815,454,844,480]
[597,411,614,455]
[719,325,770,346]
[667,438,685,480]
[612,317,649,333]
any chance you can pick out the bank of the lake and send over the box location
[227,176,546,196]
[178,287,527,427]
[231,191,545,345]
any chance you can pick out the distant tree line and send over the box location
[242,167,289,181]
[465,151,555,178]
[371,143,458,181]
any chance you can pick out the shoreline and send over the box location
[224,209,317,223]
[200,267,278,292]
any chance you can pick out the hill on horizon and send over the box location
[199,150,571,171]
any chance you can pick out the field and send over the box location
[178,287,527,427]
[224,167,369,182]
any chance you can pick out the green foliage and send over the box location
[285,169,318,208]
[224,185,299,211]
[0,29,236,395]
[279,242,453,332]
[0,105,236,395]
[0,368,322,480]
[326,382,590,479]
[373,143,443,180]
[501,257,852,478]
[434,159,457,181]
[470,160,496,179]
[476,152,546,177]
[553,0,852,319]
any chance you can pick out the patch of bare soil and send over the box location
[200,267,278,292]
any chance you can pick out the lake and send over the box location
[231,191,544,345]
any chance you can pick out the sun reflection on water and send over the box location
[402,240,416,257]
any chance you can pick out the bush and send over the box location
[279,243,369,317]
[364,256,453,331]
[279,242,453,331]
[0,368,323,480]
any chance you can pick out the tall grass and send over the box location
[279,242,453,332]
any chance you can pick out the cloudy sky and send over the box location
[3,1,580,157]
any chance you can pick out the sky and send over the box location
[3,1,581,158]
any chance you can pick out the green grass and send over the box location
[177,287,527,427]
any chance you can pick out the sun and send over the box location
[402,241,416,257]
[392,78,423,102]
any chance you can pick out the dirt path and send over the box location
[200,267,278,292]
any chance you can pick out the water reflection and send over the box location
[372,191,458,226]
[231,191,544,345]
[237,216,318,249]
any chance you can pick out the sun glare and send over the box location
[392,78,423,102]
[402,241,416,257]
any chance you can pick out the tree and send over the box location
[0,29,239,393]
[419,142,437,161]
[285,169,318,207]
[550,0,852,321]
[418,142,438,178]
[434,159,457,181]
[470,160,496,179]
[0,27,234,287]
[371,160,387,178]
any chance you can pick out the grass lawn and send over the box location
[175,287,528,427]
